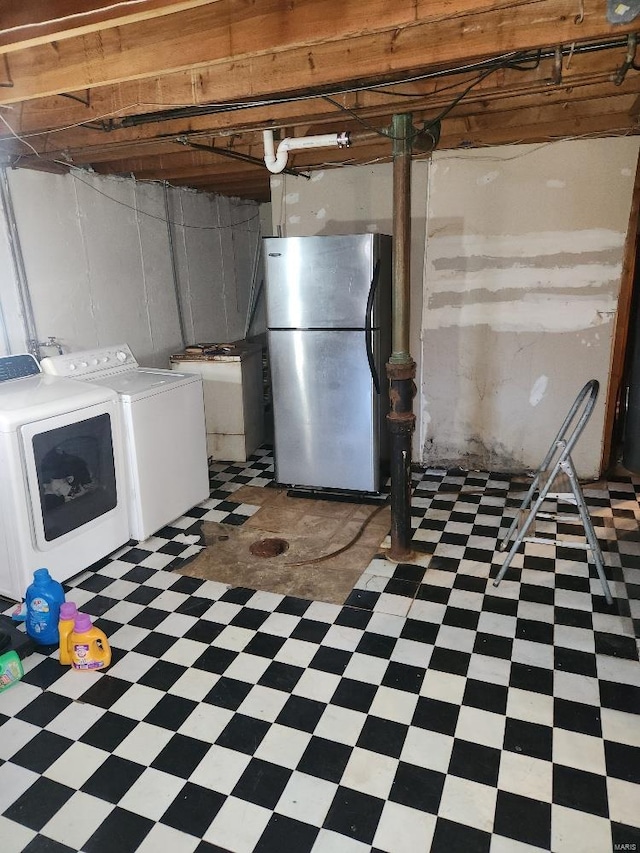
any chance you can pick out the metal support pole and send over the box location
[386,114,416,562]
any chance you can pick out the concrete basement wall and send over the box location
[0,168,262,367]
[424,138,639,478]
[268,138,639,478]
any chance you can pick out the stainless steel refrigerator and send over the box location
[264,233,392,493]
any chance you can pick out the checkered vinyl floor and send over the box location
[1,447,639,853]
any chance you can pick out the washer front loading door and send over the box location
[21,400,122,550]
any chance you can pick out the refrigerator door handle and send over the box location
[365,260,381,394]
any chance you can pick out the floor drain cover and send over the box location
[249,537,289,558]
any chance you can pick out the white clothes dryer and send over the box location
[0,354,130,602]
[42,345,209,542]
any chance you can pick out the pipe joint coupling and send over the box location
[386,411,416,434]
[386,361,416,382]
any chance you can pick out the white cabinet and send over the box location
[170,342,264,462]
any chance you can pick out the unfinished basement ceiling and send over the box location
[0,1,639,202]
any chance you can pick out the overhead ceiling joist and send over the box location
[0,1,220,53]
[2,32,632,136]
[0,0,636,105]
[2,36,637,156]
[1,0,639,201]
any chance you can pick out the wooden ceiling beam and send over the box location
[6,67,638,169]
[0,1,220,53]
[0,45,619,134]
[466,95,639,131]
[1,1,637,198]
[0,0,636,105]
[3,35,635,143]
[122,94,640,180]
[439,116,637,148]
[92,144,265,174]
[0,0,449,103]
[439,102,640,143]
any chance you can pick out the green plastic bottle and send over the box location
[0,650,24,692]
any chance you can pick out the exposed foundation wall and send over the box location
[268,163,430,457]
[0,168,262,368]
[268,138,639,478]
[424,139,639,478]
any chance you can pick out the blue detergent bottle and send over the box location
[25,568,66,645]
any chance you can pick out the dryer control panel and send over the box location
[41,345,139,379]
[0,354,41,383]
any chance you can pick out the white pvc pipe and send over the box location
[262,129,348,174]
[262,130,283,173]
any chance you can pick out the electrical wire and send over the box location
[284,502,389,567]
[0,37,629,152]
[0,113,39,156]
[0,37,634,199]
[422,65,499,129]
[244,126,637,180]
[434,127,637,163]
[366,75,491,100]
[114,50,531,133]
[13,104,215,139]
[0,48,536,143]
[320,50,543,139]
[68,168,261,230]
[364,51,542,98]
[0,0,160,37]
[321,96,389,137]
[62,124,635,224]
[280,481,531,568]
[0,67,492,141]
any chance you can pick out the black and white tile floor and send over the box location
[1,447,639,853]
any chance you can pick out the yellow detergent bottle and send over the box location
[69,612,111,671]
[58,602,78,666]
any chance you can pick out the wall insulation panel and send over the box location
[1,169,260,368]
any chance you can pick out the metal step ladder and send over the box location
[493,379,613,605]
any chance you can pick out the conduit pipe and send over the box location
[163,182,187,349]
[0,168,39,356]
[262,129,349,174]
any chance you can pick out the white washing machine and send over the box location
[0,354,130,602]
[41,345,210,542]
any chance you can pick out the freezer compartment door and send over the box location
[265,234,390,329]
[269,329,381,492]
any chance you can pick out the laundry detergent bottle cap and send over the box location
[73,612,92,633]
[59,602,78,621]
[25,568,66,645]
[70,613,111,671]
[58,602,78,666]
